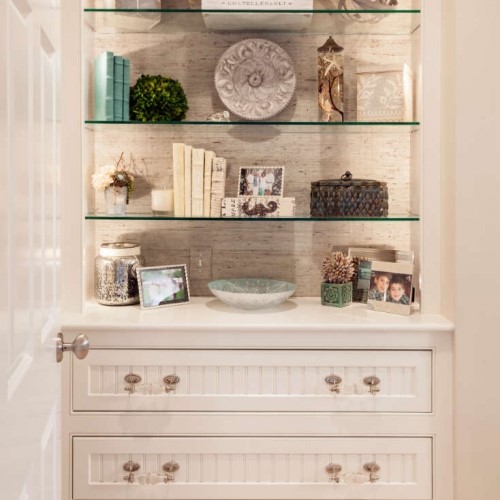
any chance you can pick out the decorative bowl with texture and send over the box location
[208,279,297,310]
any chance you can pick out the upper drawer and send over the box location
[72,349,432,413]
[73,436,432,500]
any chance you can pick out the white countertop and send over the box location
[62,297,454,334]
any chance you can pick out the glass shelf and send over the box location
[84,9,420,36]
[85,121,420,134]
[86,214,420,222]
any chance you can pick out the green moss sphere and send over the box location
[130,74,189,122]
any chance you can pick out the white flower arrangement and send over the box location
[91,153,135,203]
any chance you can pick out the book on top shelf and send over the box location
[94,51,114,121]
[113,55,124,122]
[123,58,130,121]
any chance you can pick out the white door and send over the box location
[0,0,61,499]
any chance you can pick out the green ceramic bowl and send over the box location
[208,279,297,310]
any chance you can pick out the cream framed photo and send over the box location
[367,261,413,316]
[137,264,190,309]
[238,167,285,197]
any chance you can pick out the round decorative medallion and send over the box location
[214,38,296,121]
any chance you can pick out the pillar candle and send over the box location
[151,188,174,214]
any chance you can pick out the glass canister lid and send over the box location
[99,242,141,258]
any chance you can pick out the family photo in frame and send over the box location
[137,264,190,309]
[347,247,397,303]
[238,166,284,197]
[367,261,413,316]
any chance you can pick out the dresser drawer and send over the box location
[73,349,432,413]
[73,436,432,500]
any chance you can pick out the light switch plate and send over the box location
[189,247,212,280]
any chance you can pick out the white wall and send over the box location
[450,0,500,498]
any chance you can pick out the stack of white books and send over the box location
[172,143,227,218]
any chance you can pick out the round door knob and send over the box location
[56,332,90,363]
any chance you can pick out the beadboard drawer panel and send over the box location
[73,436,432,500]
[72,349,432,413]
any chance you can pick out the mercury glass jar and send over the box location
[95,243,145,306]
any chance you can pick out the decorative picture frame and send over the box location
[357,64,413,122]
[137,264,190,309]
[347,247,397,303]
[238,167,285,197]
[367,261,413,316]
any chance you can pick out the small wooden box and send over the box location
[310,172,388,217]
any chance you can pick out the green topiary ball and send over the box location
[130,74,189,122]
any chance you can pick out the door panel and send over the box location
[0,1,61,499]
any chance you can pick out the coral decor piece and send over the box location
[321,251,355,308]
[321,251,355,284]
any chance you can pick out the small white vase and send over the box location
[104,186,128,215]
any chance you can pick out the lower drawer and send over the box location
[73,436,432,500]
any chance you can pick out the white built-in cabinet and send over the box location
[62,301,453,500]
[61,2,452,500]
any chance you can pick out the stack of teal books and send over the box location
[94,51,131,122]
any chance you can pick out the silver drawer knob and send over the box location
[123,461,140,483]
[162,461,180,482]
[163,375,180,393]
[124,373,142,393]
[363,376,381,394]
[325,374,342,393]
[325,461,381,484]
[325,463,342,483]
[363,462,380,483]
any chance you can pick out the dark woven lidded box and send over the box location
[310,171,388,217]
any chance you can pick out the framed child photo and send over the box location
[238,166,285,197]
[347,247,397,303]
[367,261,413,316]
[137,264,190,309]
